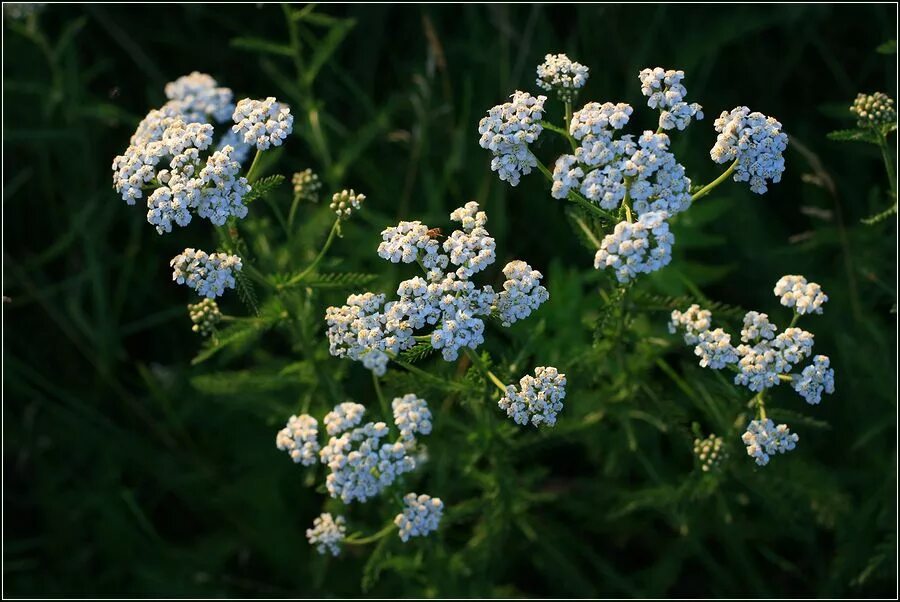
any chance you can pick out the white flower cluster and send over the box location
[495,260,549,327]
[170,248,242,299]
[164,71,235,124]
[671,276,834,400]
[694,328,739,369]
[188,298,221,336]
[320,420,416,503]
[327,202,548,370]
[278,399,429,504]
[535,53,589,102]
[392,394,433,442]
[594,211,674,283]
[498,366,567,427]
[394,493,444,543]
[306,513,346,557]
[293,168,322,204]
[792,355,835,405]
[330,189,366,219]
[275,414,320,466]
[850,92,896,129]
[231,97,293,150]
[668,304,712,345]
[693,434,726,472]
[638,67,704,131]
[710,106,788,194]
[477,91,546,186]
[324,402,366,436]
[741,419,798,466]
[774,275,828,315]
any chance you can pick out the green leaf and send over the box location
[191,363,316,395]
[191,317,275,365]
[229,36,294,57]
[862,202,898,225]
[826,128,882,145]
[270,271,378,290]
[399,342,434,363]
[304,19,355,86]
[243,174,285,203]
[876,39,896,54]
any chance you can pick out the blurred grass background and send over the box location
[3,3,897,597]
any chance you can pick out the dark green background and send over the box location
[4,3,897,597]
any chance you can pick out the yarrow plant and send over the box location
[670,275,835,466]
[693,433,726,472]
[278,398,442,555]
[477,57,789,284]
[326,201,550,372]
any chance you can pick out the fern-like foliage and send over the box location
[243,174,285,203]
[827,128,886,145]
[861,202,897,225]
[399,341,434,363]
[270,271,378,290]
[630,291,747,321]
[192,300,285,365]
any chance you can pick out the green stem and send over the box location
[754,392,767,420]
[539,119,578,154]
[778,374,793,382]
[530,152,615,221]
[388,353,467,392]
[622,176,634,223]
[372,371,390,421]
[879,137,897,199]
[280,219,341,288]
[344,522,396,546]
[245,149,264,183]
[464,348,508,394]
[691,159,738,202]
[788,312,800,328]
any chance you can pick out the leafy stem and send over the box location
[344,522,396,546]
[878,136,897,200]
[464,348,508,395]
[278,218,342,289]
[691,159,739,202]
[245,149,264,183]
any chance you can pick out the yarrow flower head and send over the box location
[276,414,320,466]
[694,328,739,369]
[306,513,346,557]
[535,53,589,102]
[319,418,416,504]
[498,366,567,428]
[495,260,549,327]
[710,106,788,194]
[850,92,896,130]
[568,119,692,217]
[170,248,242,299]
[669,304,712,345]
[741,311,777,343]
[478,91,546,186]
[638,67,703,131]
[323,402,367,436]
[188,298,221,336]
[792,355,835,405]
[394,493,444,542]
[292,168,322,204]
[164,71,235,123]
[231,97,293,150]
[774,275,828,315]
[693,434,726,472]
[594,211,674,283]
[741,419,798,466]
[328,202,544,371]
[330,189,366,220]
[392,394,433,442]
